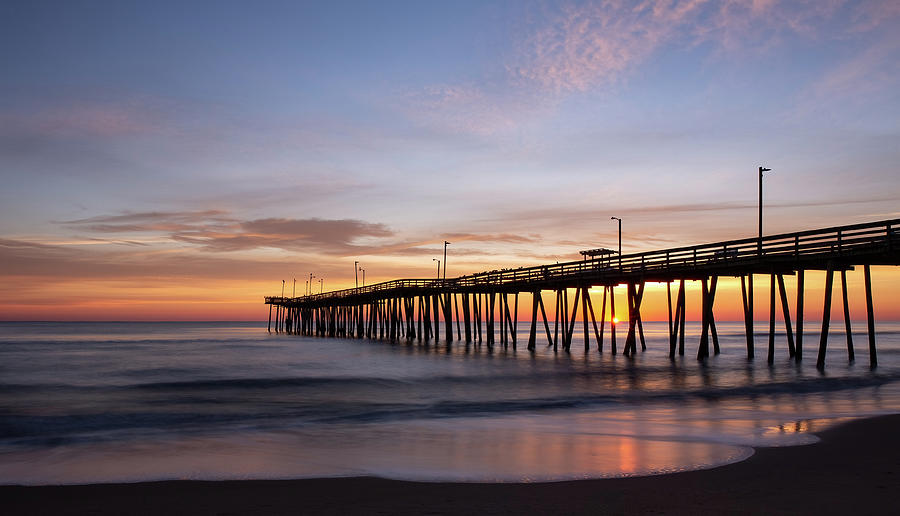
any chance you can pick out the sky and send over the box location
[1,0,899,321]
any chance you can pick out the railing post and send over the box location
[888,223,893,253]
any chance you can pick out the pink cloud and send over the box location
[508,0,896,95]
[1,101,163,139]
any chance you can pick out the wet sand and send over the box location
[4,414,899,515]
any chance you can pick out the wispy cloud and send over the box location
[398,83,544,137]
[403,0,892,136]
[60,210,396,255]
[173,218,394,253]
[509,0,704,94]
[0,101,162,139]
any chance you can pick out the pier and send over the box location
[266,219,900,368]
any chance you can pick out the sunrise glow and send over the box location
[1,1,898,321]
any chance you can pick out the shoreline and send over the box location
[4,413,899,515]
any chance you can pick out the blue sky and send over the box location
[1,0,899,318]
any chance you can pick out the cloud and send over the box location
[509,0,708,94]
[62,210,232,225]
[60,210,396,255]
[0,100,166,142]
[403,0,881,135]
[508,0,896,95]
[497,195,900,221]
[399,83,542,137]
[175,218,394,253]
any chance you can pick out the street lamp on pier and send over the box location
[433,258,441,279]
[610,216,622,267]
[759,166,772,254]
[443,241,450,280]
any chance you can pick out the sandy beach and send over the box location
[4,413,898,515]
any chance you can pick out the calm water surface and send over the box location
[1,321,899,484]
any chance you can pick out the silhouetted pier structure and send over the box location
[266,219,899,368]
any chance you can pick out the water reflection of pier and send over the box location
[266,219,899,369]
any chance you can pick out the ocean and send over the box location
[1,320,899,484]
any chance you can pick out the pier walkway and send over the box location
[266,218,900,368]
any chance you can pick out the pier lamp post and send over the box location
[292,278,296,298]
[433,258,441,280]
[319,278,324,294]
[308,273,315,296]
[360,268,365,287]
[759,166,771,254]
[354,261,359,288]
[610,217,622,268]
[281,280,285,299]
[443,241,450,280]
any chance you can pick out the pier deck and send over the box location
[266,219,900,368]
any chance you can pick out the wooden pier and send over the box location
[266,219,900,368]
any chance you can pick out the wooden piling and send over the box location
[610,285,617,355]
[513,293,519,350]
[636,283,646,352]
[708,276,718,355]
[552,290,559,350]
[455,294,461,341]
[432,294,440,343]
[463,293,471,342]
[566,287,580,352]
[582,286,590,352]
[864,265,876,368]
[538,291,554,347]
[817,262,835,369]
[796,270,804,360]
[599,286,607,353]
[840,269,854,362]
[528,291,538,351]
[585,288,601,352]
[768,273,776,364]
[678,280,686,356]
[698,278,710,360]
[776,274,796,358]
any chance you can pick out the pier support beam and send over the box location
[768,273,776,364]
[817,262,835,369]
[610,286,617,355]
[841,270,854,362]
[864,265,877,368]
[796,270,804,361]
[741,275,754,359]
[777,274,796,359]
[528,291,538,351]
[598,286,608,353]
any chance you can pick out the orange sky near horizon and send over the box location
[3,265,899,324]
